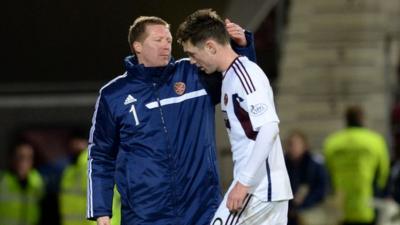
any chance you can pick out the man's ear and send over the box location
[205,40,217,55]
[133,41,142,54]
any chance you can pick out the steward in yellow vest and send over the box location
[60,149,120,225]
[324,106,390,224]
[0,142,44,225]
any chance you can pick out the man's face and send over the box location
[182,41,218,74]
[13,144,34,179]
[135,24,172,67]
[286,134,306,161]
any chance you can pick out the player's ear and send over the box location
[205,40,217,55]
[133,41,142,54]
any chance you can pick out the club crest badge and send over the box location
[224,94,228,105]
[174,82,186,95]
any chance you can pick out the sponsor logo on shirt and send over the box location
[174,82,186,95]
[250,103,267,116]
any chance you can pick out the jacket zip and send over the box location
[153,83,179,222]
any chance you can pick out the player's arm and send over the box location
[238,121,279,187]
[87,93,119,223]
[237,63,279,188]
[227,122,279,211]
[227,62,278,211]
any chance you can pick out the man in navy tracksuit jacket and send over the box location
[87,16,255,225]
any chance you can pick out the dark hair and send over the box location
[176,9,229,47]
[345,105,364,127]
[7,135,31,158]
[6,136,36,170]
[128,16,169,54]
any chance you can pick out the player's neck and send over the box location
[218,47,239,72]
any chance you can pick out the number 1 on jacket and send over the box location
[129,105,140,126]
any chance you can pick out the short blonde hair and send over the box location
[128,16,170,54]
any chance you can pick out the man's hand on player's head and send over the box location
[225,19,247,47]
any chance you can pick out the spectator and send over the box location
[323,105,390,225]
[60,130,120,225]
[0,140,44,225]
[284,130,328,225]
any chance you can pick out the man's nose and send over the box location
[163,40,171,49]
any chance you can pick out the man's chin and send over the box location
[157,60,169,67]
[159,57,170,65]
[203,68,216,74]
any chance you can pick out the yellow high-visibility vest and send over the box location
[0,169,44,225]
[324,127,390,223]
[60,150,120,225]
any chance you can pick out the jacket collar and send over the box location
[124,55,176,84]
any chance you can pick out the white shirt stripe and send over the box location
[146,89,207,109]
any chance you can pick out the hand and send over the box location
[97,216,111,225]
[227,181,250,212]
[293,185,309,206]
[225,19,247,47]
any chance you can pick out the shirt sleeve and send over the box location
[238,122,279,187]
[241,62,279,130]
[87,93,119,220]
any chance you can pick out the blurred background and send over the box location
[1,0,400,225]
